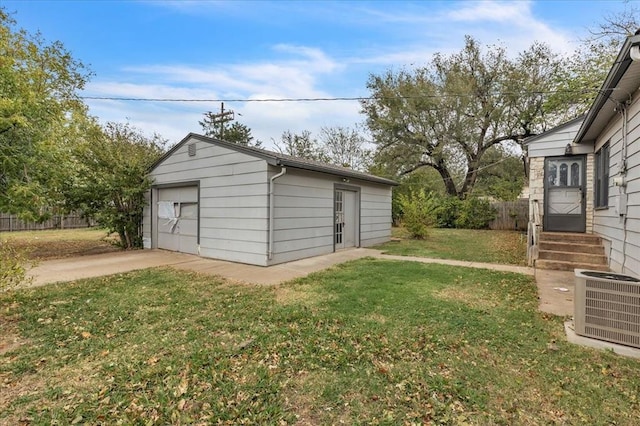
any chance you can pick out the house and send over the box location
[142,133,397,266]
[526,31,640,277]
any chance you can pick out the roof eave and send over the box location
[150,133,398,186]
[575,34,640,144]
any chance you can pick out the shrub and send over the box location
[0,241,32,291]
[455,197,497,229]
[433,195,462,228]
[398,189,439,239]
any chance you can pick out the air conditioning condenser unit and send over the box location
[574,269,640,348]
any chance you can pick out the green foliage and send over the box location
[362,36,568,199]
[472,145,526,201]
[71,122,164,249]
[397,189,439,239]
[0,8,92,221]
[455,197,498,230]
[274,130,328,161]
[0,241,31,290]
[390,169,445,225]
[433,195,462,228]
[199,112,261,147]
[318,126,371,171]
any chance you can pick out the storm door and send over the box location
[544,156,586,232]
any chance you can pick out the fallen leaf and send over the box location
[81,331,92,339]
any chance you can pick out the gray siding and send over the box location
[146,136,270,266]
[360,184,393,246]
[592,90,640,277]
[527,119,590,158]
[269,168,392,265]
[269,169,335,265]
[143,135,394,267]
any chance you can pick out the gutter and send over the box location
[268,166,287,260]
[575,34,640,144]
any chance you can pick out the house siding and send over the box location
[146,136,270,266]
[269,168,337,265]
[592,90,640,277]
[360,184,393,246]
[527,118,595,234]
[268,167,392,265]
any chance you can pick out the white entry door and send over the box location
[335,189,358,250]
[544,156,586,232]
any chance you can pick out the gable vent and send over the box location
[188,143,196,157]
[575,269,640,348]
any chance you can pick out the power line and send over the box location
[80,96,372,102]
[79,89,600,103]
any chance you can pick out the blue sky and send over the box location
[3,0,633,147]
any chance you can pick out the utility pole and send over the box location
[202,102,234,139]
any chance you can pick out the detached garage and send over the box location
[142,133,397,266]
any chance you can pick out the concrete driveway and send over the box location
[24,248,573,317]
[25,248,379,287]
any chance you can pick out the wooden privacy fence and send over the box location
[0,213,95,232]
[489,199,529,231]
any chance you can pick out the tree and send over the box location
[0,8,92,220]
[471,145,526,201]
[549,5,640,116]
[362,36,567,199]
[318,126,372,171]
[273,130,327,161]
[199,112,261,147]
[71,122,165,249]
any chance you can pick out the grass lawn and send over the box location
[2,228,121,261]
[376,227,528,265]
[2,260,639,424]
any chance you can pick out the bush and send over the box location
[455,197,497,229]
[433,195,462,228]
[398,189,439,239]
[0,241,32,291]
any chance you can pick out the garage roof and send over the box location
[152,133,398,186]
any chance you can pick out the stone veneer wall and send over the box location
[528,157,545,226]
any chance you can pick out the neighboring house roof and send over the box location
[523,115,585,145]
[575,33,640,144]
[152,133,399,186]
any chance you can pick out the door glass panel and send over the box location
[559,163,568,186]
[548,163,557,186]
[547,159,582,188]
[335,190,344,245]
[570,162,580,186]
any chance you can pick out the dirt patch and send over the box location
[362,313,388,324]
[282,371,326,425]
[434,287,498,310]
[4,229,121,261]
[273,284,331,306]
[0,313,25,356]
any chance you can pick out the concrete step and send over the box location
[536,259,610,272]
[539,232,602,245]
[539,241,605,255]
[538,250,607,264]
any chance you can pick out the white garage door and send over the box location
[157,186,198,255]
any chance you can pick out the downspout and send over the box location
[620,104,629,272]
[268,166,287,261]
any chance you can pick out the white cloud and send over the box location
[446,0,533,23]
[81,1,586,148]
[83,43,355,147]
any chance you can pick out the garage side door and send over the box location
[157,186,198,255]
